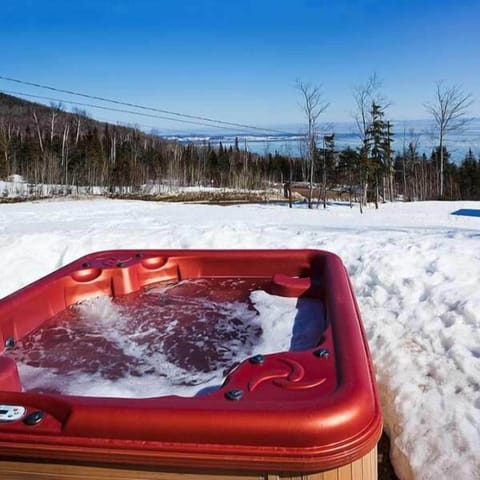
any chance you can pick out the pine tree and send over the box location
[318,133,335,208]
[337,147,360,207]
[366,102,387,208]
[365,102,393,208]
[383,121,394,201]
[458,149,479,199]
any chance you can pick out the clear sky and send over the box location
[1,0,479,132]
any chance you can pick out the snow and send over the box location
[0,178,279,198]
[0,198,479,480]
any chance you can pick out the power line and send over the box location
[1,89,305,149]
[0,74,295,135]
[0,89,254,133]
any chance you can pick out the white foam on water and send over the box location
[11,281,325,398]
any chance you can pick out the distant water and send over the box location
[166,118,480,163]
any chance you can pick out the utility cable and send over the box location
[0,89,254,133]
[0,75,296,135]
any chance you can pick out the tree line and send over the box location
[296,75,476,209]
[0,89,478,202]
[0,93,292,193]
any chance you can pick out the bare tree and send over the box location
[49,102,63,142]
[296,80,329,208]
[404,128,422,200]
[0,121,12,177]
[353,74,383,141]
[425,81,473,198]
[61,123,70,187]
[72,107,89,145]
[31,111,44,154]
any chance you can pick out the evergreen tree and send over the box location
[366,102,388,208]
[458,149,480,199]
[382,121,394,201]
[207,150,219,185]
[317,133,336,208]
[337,147,360,207]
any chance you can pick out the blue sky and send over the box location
[1,0,479,132]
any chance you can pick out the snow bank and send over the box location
[0,198,479,479]
[0,178,282,198]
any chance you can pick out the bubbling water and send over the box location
[8,278,325,398]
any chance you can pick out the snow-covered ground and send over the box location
[0,176,283,198]
[0,198,479,480]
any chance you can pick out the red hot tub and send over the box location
[0,250,382,479]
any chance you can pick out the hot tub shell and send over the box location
[0,249,382,478]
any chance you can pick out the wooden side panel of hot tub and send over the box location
[0,447,377,480]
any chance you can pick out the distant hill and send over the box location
[0,92,269,193]
[0,92,151,139]
[0,92,34,110]
[0,92,180,189]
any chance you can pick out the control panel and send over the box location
[0,405,26,422]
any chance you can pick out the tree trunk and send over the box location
[75,118,81,145]
[288,159,293,209]
[389,169,394,202]
[439,133,444,198]
[50,110,57,143]
[62,124,70,187]
[32,112,44,153]
[322,152,327,209]
[308,126,314,209]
